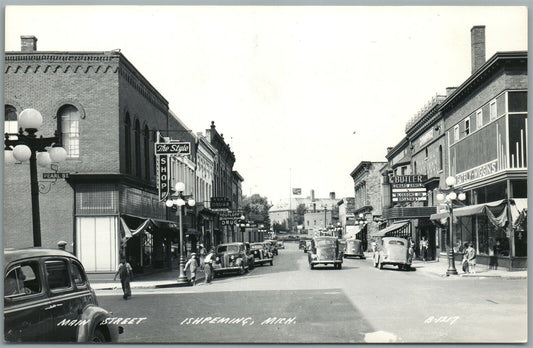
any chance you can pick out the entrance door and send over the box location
[76,216,119,272]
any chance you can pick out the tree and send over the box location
[242,194,272,228]
[295,203,306,225]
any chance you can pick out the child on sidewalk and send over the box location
[184,253,199,286]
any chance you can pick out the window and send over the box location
[125,114,131,174]
[4,262,41,298]
[144,126,150,180]
[508,92,527,112]
[476,109,483,129]
[4,105,18,139]
[45,259,72,291]
[438,145,443,171]
[489,100,497,121]
[413,161,417,174]
[464,117,470,135]
[453,125,460,142]
[70,261,87,288]
[425,147,428,158]
[135,119,141,177]
[57,105,80,158]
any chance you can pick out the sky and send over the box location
[4,5,528,204]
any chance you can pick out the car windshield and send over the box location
[217,245,240,253]
[316,240,335,247]
[251,244,262,250]
[388,240,405,246]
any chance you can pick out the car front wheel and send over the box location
[89,328,107,343]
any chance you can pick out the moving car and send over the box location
[373,237,411,271]
[264,240,278,255]
[308,236,344,269]
[212,243,251,276]
[250,243,273,266]
[4,248,123,342]
[276,241,285,249]
[344,238,366,259]
[299,237,312,251]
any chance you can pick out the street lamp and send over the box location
[238,215,249,242]
[436,176,466,276]
[4,108,67,247]
[166,182,196,285]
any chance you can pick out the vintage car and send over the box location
[276,240,285,249]
[250,243,273,266]
[304,240,312,253]
[243,242,255,270]
[344,238,366,259]
[212,243,251,276]
[264,240,278,255]
[373,237,411,271]
[308,237,344,269]
[4,248,123,342]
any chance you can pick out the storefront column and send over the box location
[507,180,515,258]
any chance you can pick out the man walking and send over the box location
[114,258,133,299]
[184,253,199,286]
[203,248,215,284]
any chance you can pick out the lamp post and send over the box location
[238,215,249,242]
[166,182,196,285]
[436,176,466,276]
[4,108,67,247]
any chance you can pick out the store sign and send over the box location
[155,141,191,155]
[211,197,232,209]
[455,160,498,185]
[390,175,427,202]
[43,172,69,179]
[157,155,170,201]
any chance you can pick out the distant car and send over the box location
[344,238,366,259]
[212,243,251,276]
[276,241,285,249]
[373,237,411,271]
[308,237,344,269]
[4,248,123,342]
[250,243,273,266]
[264,240,278,255]
[304,240,312,253]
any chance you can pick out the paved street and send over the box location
[96,242,527,343]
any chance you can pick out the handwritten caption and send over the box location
[424,316,459,326]
[57,317,147,326]
[180,317,296,326]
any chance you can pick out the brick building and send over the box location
[5,36,192,273]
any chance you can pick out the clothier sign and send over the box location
[390,175,427,202]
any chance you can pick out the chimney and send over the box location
[21,35,37,52]
[446,87,457,96]
[311,190,315,202]
[471,26,486,74]
[329,192,336,200]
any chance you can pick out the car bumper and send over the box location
[213,266,242,272]
[254,258,273,264]
[310,260,342,265]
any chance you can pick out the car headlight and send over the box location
[230,255,235,260]
[215,257,220,262]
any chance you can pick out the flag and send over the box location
[292,188,302,195]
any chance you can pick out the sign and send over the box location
[292,188,302,195]
[155,142,191,155]
[210,197,232,209]
[157,155,170,201]
[455,160,498,185]
[219,210,244,218]
[42,172,69,179]
[390,175,427,202]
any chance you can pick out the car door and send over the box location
[4,259,54,342]
[44,258,79,342]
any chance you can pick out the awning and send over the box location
[372,221,410,237]
[430,199,507,220]
[120,216,152,246]
[150,218,179,232]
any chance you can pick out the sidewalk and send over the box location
[89,260,206,290]
[392,254,527,279]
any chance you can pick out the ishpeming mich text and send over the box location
[180,317,296,326]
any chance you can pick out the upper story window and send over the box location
[135,120,141,177]
[425,147,428,159]
[453,125,460,142]
[489,100,497,121]
[438,145,443,171]
[5,105,18,140]
[508,91,527,113]
[476,109,483,129]
[144,125,150,181]
[124,114,131,174]
[57,105,80,159]
[464,117,470,135]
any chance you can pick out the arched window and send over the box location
[438,145,443,171]
[124,114,131,174]
[57,105,80,158]
[413,161,417,174]
[5,105,18,139]
[144,125,150,180]
[135,119,141,177]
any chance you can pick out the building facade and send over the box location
[195,132,217,249]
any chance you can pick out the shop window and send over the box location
[511,180,528,198]
[57,105,80,158]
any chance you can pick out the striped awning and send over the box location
[372,221,410,237]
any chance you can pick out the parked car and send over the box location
[264,240,278,255]
[243,242,255,270]
[344,238,366,259]
[4,248,123,342]
[250,243,273,266]
[304,240,312,253]
[373,237,411,271]
[212,243,251,276]
[276,241,285,249]
[308,237,344,269]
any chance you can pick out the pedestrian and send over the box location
[199,244,207,270]
[184,253,199,286]
[466,243,476,274]
[492,240,502,270]
[420,237,429,262]
[203,248,215,284]
[57,240,67,251]
[114,258,133,300]
[461,242,470,273]
[407,238,414,264]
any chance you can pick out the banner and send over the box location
[292,188,302,195]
